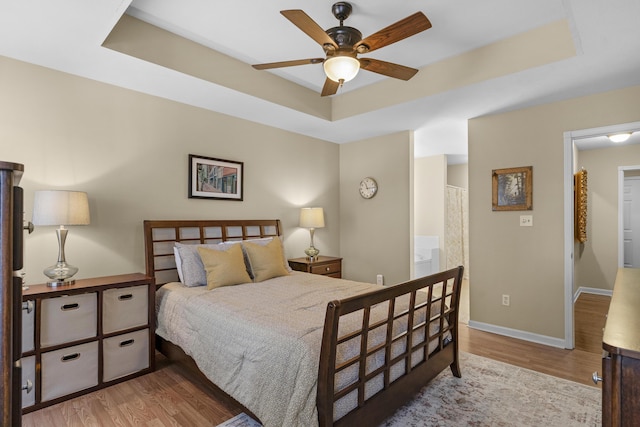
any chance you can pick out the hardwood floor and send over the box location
[461,292,610,387]
[574,293,611,353]
[22,293,609,426]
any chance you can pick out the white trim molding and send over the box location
[573,286,613,303]
[468,320,566,349]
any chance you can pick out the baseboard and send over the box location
[467,320,566,349]
[573,286,613,303]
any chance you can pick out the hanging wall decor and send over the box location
[188,154,243,201]
[574,168,588,243]
[492,166,533,211]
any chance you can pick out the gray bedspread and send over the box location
[156,272,386,427]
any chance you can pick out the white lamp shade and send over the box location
[299,207,325,228]
[323,56,360,83]
[32,190,90,226]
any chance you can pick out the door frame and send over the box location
[619,168,640,267]
[563,120,640,349]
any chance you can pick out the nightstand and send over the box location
[20,273,155,413]
[288,256,342,278]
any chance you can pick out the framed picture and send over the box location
[492,166,532,211]
[574,169,588,243]
[189,154,243,201]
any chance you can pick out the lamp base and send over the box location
[46,279,76,288]
[304,246,320,260]
[43,261,78,287]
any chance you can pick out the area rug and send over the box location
[217,352,601,427]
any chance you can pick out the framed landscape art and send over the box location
[492,166,532,211]
[188,154,243,201]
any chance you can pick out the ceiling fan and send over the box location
[252,2,432,96]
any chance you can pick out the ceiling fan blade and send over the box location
[321,78,340,97]
[359,58,419,81]
[281,10,338,49]
[356,12,431,53]
[252,58,325,70]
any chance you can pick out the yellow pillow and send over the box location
[243,237,290,282]
[197,244,251,290]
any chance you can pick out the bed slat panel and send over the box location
[318,266,463,427]
[143,219,282,285]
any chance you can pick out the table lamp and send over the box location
[299,207,325,260]
[32,190,90,286]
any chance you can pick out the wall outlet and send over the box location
[502,294,510,306]
[377,274,384,286]
[520,215,533,226]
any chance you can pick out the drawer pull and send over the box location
[592,371,603,384]
[61,353,81,362]
[22,379,33,394]
[22,300,34,313]
[326,267,330,271]
[119,339,135,347]
[118,294,133,301]
[61,303,80,311]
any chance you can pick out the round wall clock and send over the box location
[359,177,378,199]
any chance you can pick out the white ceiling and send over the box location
[1,0,640,163]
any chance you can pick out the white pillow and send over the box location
[174,242,230,287]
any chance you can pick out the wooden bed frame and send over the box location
[144,219,463,427]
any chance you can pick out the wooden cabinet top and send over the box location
[23,273,154,299]
[288,256,342,265]
[603,268,640,358]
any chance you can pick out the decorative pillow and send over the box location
[197,244,252,290]
[242,237,290,282]
[174,242,229,287]
[227,236,292,277]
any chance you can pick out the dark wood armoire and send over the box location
[0,160,25,427]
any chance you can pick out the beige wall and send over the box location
[575,144,640,291]
[414,155,446,270]
[340,132,413,285]
[447,163,468,189]
[0,56,340,285]
[469,85,640,340]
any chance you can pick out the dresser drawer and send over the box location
[311,261,341,276]
[41,293,97,347]
[103,329,150,382]
[21,355,36,408]
[22,300,35,352]
[41,341,99,402]
[103,285,149,334]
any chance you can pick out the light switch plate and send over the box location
[520,215,533,226]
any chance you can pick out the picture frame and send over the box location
[492,166,532,211]
[574,169,588,243]
[188,154,243,201]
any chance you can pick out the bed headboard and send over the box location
[143,219,283,285]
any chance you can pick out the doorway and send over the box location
[619,169,640,267]
[564,120,640,349]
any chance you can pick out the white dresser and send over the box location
[20,273,155,413]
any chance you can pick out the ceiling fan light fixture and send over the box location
[608,132,632,143]
[323,55,360,83]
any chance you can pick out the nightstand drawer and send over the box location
[311,261,341,275]
[103,329,150,382]
[41,341,99,402]
[21,355,36,408]
[22,300,34,353]
[103,285,149,334]
[41,293,97,347]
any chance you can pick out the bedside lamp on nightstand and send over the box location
[300,207,325,260]
[32,190,90,287]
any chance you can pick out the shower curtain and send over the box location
[446,185,469,278]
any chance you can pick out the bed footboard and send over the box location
[317,266,464,427]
